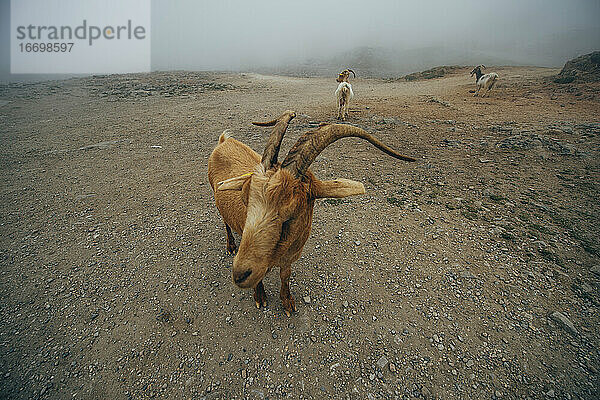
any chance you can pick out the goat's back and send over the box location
[208,134,261,234]
[208,135,261,190]
[335,82,354,100]
[477,72,498,85]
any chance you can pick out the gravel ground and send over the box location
[0,67,599,399]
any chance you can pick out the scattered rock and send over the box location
[376,356,388,369]
[549,311,578,335]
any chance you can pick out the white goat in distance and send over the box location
[335,69,356,120]
[470,65,498,97]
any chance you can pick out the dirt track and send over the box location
[1,67,599,399]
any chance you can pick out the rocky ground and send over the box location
[0,66,599,399]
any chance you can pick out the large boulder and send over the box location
[554,51,600,83]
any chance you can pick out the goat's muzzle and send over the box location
[233,269,252,287]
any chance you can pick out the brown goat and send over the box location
[208,111,415,315]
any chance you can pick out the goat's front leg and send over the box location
[279,264,296,316]
[224,223,236,254]
[253,281,267,309]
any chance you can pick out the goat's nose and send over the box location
[233,269,252,285]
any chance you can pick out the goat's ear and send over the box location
[217,173,252,191]
[315,178,365,199]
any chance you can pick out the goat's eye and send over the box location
[280,219,292,241]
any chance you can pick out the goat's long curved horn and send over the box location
[281,123,415,178]
[348,69,356,78]
[252,110,296,169]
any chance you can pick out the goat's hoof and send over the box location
[253,284,267,308]
[254,299,267,309]
[226,243,237,254]
[281,295,296,316]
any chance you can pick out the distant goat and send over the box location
[335,69,356,120]
[470,65,498,97]
[208,111,415,316]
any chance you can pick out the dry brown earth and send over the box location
[0,66,599,399]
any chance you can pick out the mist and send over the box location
[2,0,600,81]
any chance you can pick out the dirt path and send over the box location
[0,67,599,399]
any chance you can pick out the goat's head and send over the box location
[336,68,356,83]
[217,111,415,289]
[470,65,485,80]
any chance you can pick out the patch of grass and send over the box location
[518,213,531,222]
[323,198,347,206]
[386,196,405,207]
[554,76,575,84]
[461,209,478,220]
[463,202,480,213]
[529,223,554,235]
[550,213,600,257]
[501,231,515,241]
[489,194,505,202]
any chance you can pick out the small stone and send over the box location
[389,363,396,372]
[591,265,600,276]
[460,271,475,279]
[546,389,555,398]
[369,373,375,381]
[466,359,474,367]
[377,356,388,369]
[581,283,593,294]
[303,296,311,304]
[343,301,349,308]
[550,311,578,335]
[354,240,361,246]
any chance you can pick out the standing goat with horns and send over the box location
[208,111,415,316]
[335,68,356,120]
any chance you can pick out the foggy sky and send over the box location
[151,0,600,70]
[1,0,600,81]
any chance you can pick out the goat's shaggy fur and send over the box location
[207,111,415,315]
[335,82,354,120]
[335,69,356,120]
